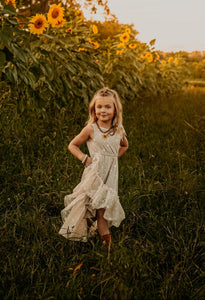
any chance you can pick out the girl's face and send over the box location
[95,96,116,125]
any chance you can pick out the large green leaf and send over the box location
[11,46,28,63]
[39,61,53,79]
[0,28,13,46]
[0,7,17,15]
[4,65,15,82]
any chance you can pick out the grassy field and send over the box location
[0,87,205,299]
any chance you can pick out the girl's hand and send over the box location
[118,134,129,158]
[85,157,92,168]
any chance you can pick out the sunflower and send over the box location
[29,14,48,35]
[102,134,108,139]
[93,42,99,49]
[66,27,73,34]
[161,60,166,66]
[47,3,65,27]
[129,43,137,49]
[53,18,66,28]
[6,0,16,8]
[75,10,84,22]
[156,53,160,60]
[120,33,130,43]
[146,52,153,63]
[124,28,131,34]
[89,41,100,49]
[92,25,98,34]
[117,43,125,49]
[141,53,146,59]
[78,48,87,52]
[174,58,179,65]
[116,49,124,55]
[168,57,174,63]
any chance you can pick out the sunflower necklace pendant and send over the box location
[96,121,113,139]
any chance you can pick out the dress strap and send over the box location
[91,123,98,135]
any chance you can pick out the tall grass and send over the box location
[0,88,204,299]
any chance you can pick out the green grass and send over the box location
[0,88,205,299]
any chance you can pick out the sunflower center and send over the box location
[52,8,59,19]
[35,19,43,29]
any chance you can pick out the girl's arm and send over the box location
[118,134,128,158]
[68,125,93,167]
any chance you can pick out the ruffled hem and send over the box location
[59,156,125,241]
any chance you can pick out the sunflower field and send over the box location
[1,1,204,300]
[0,0,187,109]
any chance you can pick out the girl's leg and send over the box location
[97,208,110,236]
[97,209,111,251]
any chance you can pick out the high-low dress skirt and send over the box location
[59,153,125,242]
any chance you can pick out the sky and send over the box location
[84,0,205,52]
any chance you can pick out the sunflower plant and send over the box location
[0,2,105,111]
[93,24,186,100]
[5,0,16,9]
[0,5,40,89]
[47,3,65,27]
[0,0,186,109]
[29,14,49,35]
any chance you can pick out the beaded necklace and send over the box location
[96,121,113,139]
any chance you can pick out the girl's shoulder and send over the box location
[81,123,94,131]
[81,124,94,139]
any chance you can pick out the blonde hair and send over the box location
[86,87,125,136]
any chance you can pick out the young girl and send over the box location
[59,87,128,248]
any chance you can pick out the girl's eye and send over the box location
[96,105,112,109]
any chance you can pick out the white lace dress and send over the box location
[59,123,125,241]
